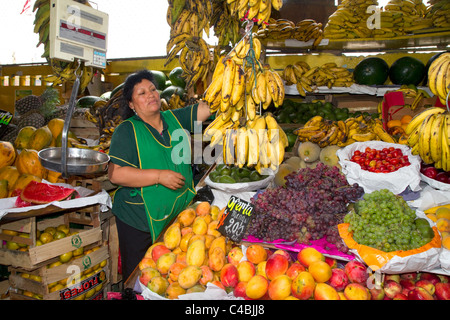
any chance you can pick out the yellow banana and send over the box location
[235,126,249,168]
[230,66,246,106]
[405,107,446,135]
[418,114,436,164]
[430,113,444,164]
[221,58,236,109]
[247,128,260,167]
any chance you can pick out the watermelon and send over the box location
[389,56,425,86]
[160,85,186,102]
[18,181,79,205]
[150,70,169,90]
[76,96,104,109]
[168,67,186,89]
[353,57,389,86]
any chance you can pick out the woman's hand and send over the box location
[158,169,185,190]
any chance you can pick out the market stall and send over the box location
[0,0,450,301]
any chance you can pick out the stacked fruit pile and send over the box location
[425,205,450,251]
[281,61,354,97]
[294,114,396,148]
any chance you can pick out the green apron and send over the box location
[127,112,196,241]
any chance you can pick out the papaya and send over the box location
[10,173,42,197]
[27,125,53,151]
[0,166,20,191]
[14,126,36,150]
[0,141,16,168]
[163,223,181,250]
[186,239,206,267]
[177,207,196,227]
[47,118,65,140]
[55,130,78,148]
[0,179,8,198]
[15,149,48,179]
[46,170,63,183]
[178,265,202,289]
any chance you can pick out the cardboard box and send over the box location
[331,94,381,114]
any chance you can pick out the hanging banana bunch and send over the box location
[166,0,214,90]
[211,0,242,48]
[227,0,283,25]
[33,0,98,93]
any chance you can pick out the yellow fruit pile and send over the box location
[138,201,237,299]
[425,205,450,250]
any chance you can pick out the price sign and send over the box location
[217,196,254,242]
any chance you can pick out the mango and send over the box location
[436,218,450,233]
[139,267,161,287]
[177,208,196,227]
[208,246,226,272]
[168,262,187,282]
[186,284,206,293]
[156,252,176,275]
[186,239,206,267]
[199,265,214,286]
[208,236,227,257]
[147,276,169,296]
[179,231,193,252]
[192,217,208,235]
[268,274,292,300]
[165,282,186,299]
[178,265,202,289]
[163,223,181,250]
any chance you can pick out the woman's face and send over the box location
[130,79,161,115]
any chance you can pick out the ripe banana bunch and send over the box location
[282,61,353,97]
[294,115,395,147]
[161,93,186,111]
[211,0,242,47]
[33,0,96,92]
[227,0,283,25]
[426,0,450,28]
[323,0,376,39]
[383,0,433,34]
[166,0,213,89]
[255,18,324,48]
[427,52,450,105]
[405,107,449,169]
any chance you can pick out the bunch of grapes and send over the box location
[246,163,364,253]
[344,189,430,252]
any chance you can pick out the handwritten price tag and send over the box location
[217,196,254,242]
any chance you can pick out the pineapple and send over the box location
[15,95,42,116]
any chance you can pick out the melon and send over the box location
[353,57,389,86]
[389,56,425,86]
[19,180,78,204]
[151,70,169,91]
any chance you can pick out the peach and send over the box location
[255,261,267,278]
[286,262,306,280]
[268,275,292,300]
[265,254,289,280]
[246,275,269,300]
[415,279,435,296]
[234,281,249,299]
[344,283,370,300]
[139,267,161,287]
[383,280,402,299]
[344,260,368,285]
[297,247,324,268]
[227,246,244,266]
[314,282,340,300]
[291,271,316,300]
[327,268,349,291]
[199,265,214,286]
[220,263,239,288]
[237,260,256,282]
[151,244,171,262]
[138,257,156,270]
[246,244,267,264]
[408,287,435,300]
[435,282,450,300]
[168,262,186,282]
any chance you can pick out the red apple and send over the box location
[418,272,440,285]
[435,171,450,184]
[400,272,418,281]
[369,287,385,300]
[393,293,408,300]
[327,268,349,291]
[385,274,400,283]
[384,280,403,299]
[415,279,435,295]
[435,282,450,300]
[399,279,416,292]
[408,287,435,300]
[344,260,369,285]
[422,166,438,179]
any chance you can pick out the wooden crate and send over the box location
[0,205,111,270]
[69,118,100,141]
[8,246,110,300]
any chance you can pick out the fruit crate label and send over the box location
[217,196,254,242]
[0,109,12,139]
[59,269,106,300]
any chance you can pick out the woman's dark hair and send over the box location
[123,70,156,103]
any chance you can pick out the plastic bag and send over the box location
[336,141,422,195]
[338,210,442,273]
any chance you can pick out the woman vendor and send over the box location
[108,69,211,280]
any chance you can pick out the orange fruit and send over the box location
[195,201,211,216]
[401,114,413,124]
[387,119,402,128]
[308,260,332,283]
[39,232,53,244]
[246,244,267,264]
[297,247,325,267]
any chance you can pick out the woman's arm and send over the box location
[197,100,212,122]
[108,162,186,190]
